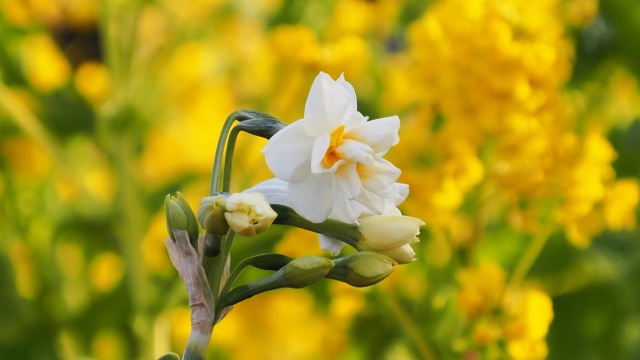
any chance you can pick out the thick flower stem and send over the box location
[206,231,235,301]
[182,330,212,360]
[165,232,216,360]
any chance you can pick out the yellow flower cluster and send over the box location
[388,0,639,248]
[457,262,553,359]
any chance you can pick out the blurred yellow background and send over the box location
[1,0,639,359]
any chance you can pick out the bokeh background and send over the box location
[1,0,639,359]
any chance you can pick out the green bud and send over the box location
[198,195,230,235]
[326,251,397,287]
[217,256,334,309]
[283,256,335,288]
[165,192,199,248]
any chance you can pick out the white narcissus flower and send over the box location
[224,193,277,237]
[262,72,402,226]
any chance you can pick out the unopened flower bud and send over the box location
[374,243,416,264]
[217,255,334,309]
[224,192,278,236]
[283,256,335,288]
[327,251,397,287]
[198,195,230,235]
[164,192,199,248]
[357,214,424,264]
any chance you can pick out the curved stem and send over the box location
[209,110,260,195]
[219,253,293,300]
[222,126,242,193]
[210,112,240,195]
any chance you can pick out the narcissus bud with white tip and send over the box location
[357,214,424,264]
[224,192,278,236]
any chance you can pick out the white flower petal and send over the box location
[337,73,358,114]
[263,121,314,182]
[358,157,401,194]
[287,172,334,223]
[393,183,409,206]
[244,178,289,205]
[330,186,363,223]
[310,132,343,174]
[304,72,356,135]
[357,189,387,215]
[336,139,374,164]
[343,111,368,128]
[318,234,346,255]
[335,163,362,199]
[346,115,400,154]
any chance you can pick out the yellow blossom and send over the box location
[457,262,506,318]
[603,179,640,231]
[89,253,125,293]
[21,33,71,92]
[503,287,554,360]
[74,61,113,106]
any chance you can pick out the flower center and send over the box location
[323,125,345,168]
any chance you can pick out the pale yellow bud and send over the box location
[224,192,278,236]
[375,243,416,264]
[358,214,424,250]
[357,214,423,264]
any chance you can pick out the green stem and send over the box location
[221,126,242,193]
[209,110,256,195]
[204,231,236,300]
[509,229,552,287]
[210,113,237,195]
[111,132,151,358]
[384,294,435,360]
[183,331,211,360]
[272,205,361,249]
[219,253,293,300]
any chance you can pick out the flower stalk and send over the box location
[164,231,215,360]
